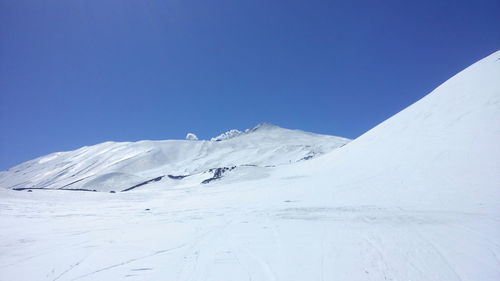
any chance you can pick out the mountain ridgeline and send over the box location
[0,123,350,192]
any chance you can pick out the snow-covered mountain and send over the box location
[0,51,499,281]
[0,123,350,192]
[280,50,500,212]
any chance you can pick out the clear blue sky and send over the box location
[1,0,499,170]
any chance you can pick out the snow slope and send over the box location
[0,123,349,192]
[0,51,499,281]
[287,49,500,212]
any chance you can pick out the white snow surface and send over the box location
[0,51,499,281]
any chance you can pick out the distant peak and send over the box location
[210,123,282,142]
[248,122,281,132]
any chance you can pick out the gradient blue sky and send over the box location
[1,0,499,170]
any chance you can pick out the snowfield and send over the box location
[0,50,499,281]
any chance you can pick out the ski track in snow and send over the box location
[69,245,186,281]
[0,190,499,281]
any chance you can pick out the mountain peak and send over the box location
[248,122,280,132]
[210,123,281,141]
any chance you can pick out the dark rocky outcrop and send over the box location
[13,187,97,192]
[201,167,236,184]
[168,174,188,180]
[121,176,164,192]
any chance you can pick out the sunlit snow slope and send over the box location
[283,50,500,212]
[0,51,499,281]
[0,123,349,192]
